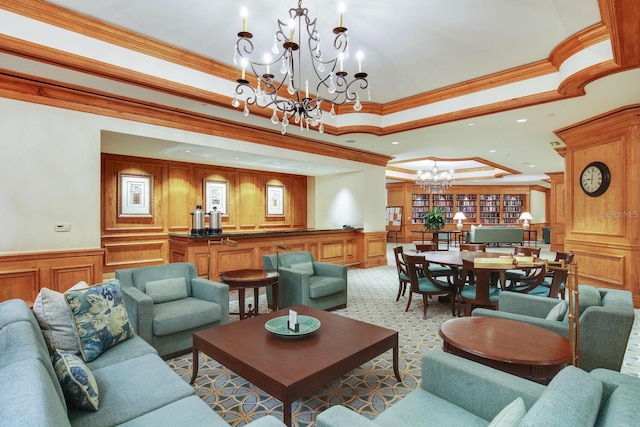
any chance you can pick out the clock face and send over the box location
[580,161,610,197]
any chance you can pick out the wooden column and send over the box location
[555,104,640,306]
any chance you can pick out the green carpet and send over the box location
[167,264,457,426]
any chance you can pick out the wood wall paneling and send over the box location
[0,249,104,304]
[0,269,38,305]
[102,153,308,270]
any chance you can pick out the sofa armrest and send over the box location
[278,268,310,303]
[120,286,153,342]
[422,349,545,421]
[316,405,376,427]
[313,262,347,279]
[191,277,230,325]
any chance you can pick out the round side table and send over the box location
[219,269,279,320]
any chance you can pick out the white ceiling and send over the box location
[5,1,640,186]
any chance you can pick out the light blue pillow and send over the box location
[290,261,314,276]
[65,280,135,362]
[145,277,188,303]
[53,349,99,411]
[545,301,568,321]
[489,397,526,427]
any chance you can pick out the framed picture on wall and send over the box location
[204,180,228,214]
[266,184,284,216]
[118,172,153,217]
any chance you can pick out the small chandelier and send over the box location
[416,162,454,193]
[231,1,370,135]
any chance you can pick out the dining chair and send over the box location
[544,252,574,299]
[415,243,437,252]
[504,245,542,286]
[540,261,569,299]
[458,259,501,316]
[393,246,410,301]
[415,243,455,283]
[501,263,547,294]
[403,253,456,319]
[459,243,486,252]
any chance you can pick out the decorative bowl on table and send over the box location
[264,315,321,339]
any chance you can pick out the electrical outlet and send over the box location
[55,223,71,232]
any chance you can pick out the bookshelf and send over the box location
[479,194,501,224]
[411,194,430,225]
[455,194,477,222]
[502,194,525,224]
[432,194,454,223]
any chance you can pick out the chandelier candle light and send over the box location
[232,1,370,134]
[416,162,454,193]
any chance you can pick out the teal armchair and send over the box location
[472,285,634,372]
[115,262,229,357]
[263,251,347,311]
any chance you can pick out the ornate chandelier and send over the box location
[416,162,454,193]
[232,1,370,135]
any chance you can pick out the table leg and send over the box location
[283,397,292,427]
[392,344,402,382]
[272,282,279,311]
[252,287,259,316]
[189,348,199,384]
[238,288,246,319]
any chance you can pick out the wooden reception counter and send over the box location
[168,228,386,279]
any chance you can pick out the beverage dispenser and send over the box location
[190,205,205,236]
[208,207,222,235]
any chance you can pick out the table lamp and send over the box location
[453,211,467,231]
[519,212,533,230]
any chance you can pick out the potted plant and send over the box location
[423,207,445,231]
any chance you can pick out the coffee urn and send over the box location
[190,205,205,236]
[208,207,222,235]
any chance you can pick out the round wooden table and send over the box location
[219,269,279,320]
[439,317,570,384]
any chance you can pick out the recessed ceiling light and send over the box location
[516,118,527,123]
[489,149,496,153]
[234,156,240,160]
[391,141,399,145]
[467,122,476,126]
[529,164,535,168]
[274,162,280,165]
[184,149,191,153]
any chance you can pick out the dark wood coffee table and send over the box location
[439,317,570,384]
[190,305,401,426]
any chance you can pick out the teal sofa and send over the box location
[115,262,229,357]
[317,349,640,427]
[0,298,285,427]
[263,251,347,311]
[472,286,635,372]
[468,225,524,245]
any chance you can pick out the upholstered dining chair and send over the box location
[501,263,547,294]
[459,243,486,252]
[504,245,543,286]
[415,243,437,252]
[414,243,455,283]
[544,252,574,299]
[458,259,501,316]
[404,253,456,319]
[393,246,410,301]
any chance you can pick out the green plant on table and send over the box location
[423,207,445,231]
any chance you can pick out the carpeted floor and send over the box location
[167,243,640,426]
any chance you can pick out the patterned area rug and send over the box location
[167,264,458,426]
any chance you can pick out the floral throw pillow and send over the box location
[52,349,99,411]
[65,280,134,362]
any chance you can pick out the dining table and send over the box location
[418,250,545,294]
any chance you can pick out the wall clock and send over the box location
[580,161,611,197]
